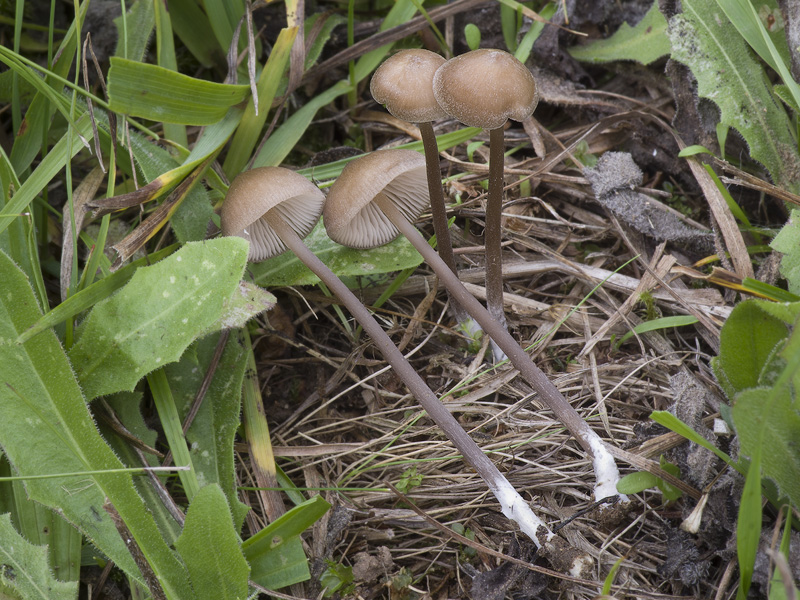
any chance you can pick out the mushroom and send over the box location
[433,49,538,361]
[370,50,480,339]
[221,166,557,547]
[324,149,626,506]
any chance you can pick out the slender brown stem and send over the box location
[374,195,599,459]
[486,127,507,332]
[263,209,553,544]
[419,121,475,329]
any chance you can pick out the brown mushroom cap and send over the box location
[324,149,428,249]
[433,49,538,130]
[370,49,448,123]
[221,167,325,262]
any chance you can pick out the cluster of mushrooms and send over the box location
[221,48,626,569]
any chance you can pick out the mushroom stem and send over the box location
[485,127,509,362]
[373,194,625,503]
[262,209,555,546]
[419,122,481,338]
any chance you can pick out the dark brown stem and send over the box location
[374,195,599,459]
[263,209,553,544]
[486,127,508,334]
[419,121,475,329]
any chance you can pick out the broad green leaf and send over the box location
[17,244,178,344]
[733,386,800,510]
[201,282,276,334]
[616,471,659,494]
[242,495,331,589]
[668,0,800,193]
[174,485,250,600]
[0,514,77,600]
[249,221,423,287]
[0,249,193,598]
[108,57,250,125]
[569,1,669,65]
[772,210,800,296]
[165,331,250,529]
[711,299,792,399]
[68,238,249,399]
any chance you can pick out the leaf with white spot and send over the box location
[69,238,249,399]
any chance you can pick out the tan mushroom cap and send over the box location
[324,149,428,249]
[433,49,538,130]
[221,167,325,262]
[370,49,448,123]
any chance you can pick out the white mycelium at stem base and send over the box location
[221,165,558,548]
[324,149,627,506]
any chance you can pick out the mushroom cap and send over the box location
[370,49,448,123]
[221,167,325,262]
[433,49,538,130]
[324,149,428,249]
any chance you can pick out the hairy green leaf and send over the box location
[165,331,250,529]
[711,299,793,399]
[249,222,423,287]
[0,514,77,600]
[569,1,669,65]
[174,485,249,600]
[668,0,800,193]
[0,249,192,598]
[68,238,249,399]
[772,210,800,296]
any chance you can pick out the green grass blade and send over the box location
[242,495,330,588]
[0,113,93,237]
[713,0,800,111]
[169,0,221,68]
[223,26,297,177]
[650,411,738,471]
[107,57,250,125]
[616,315,699,347]
[253,80,352,167]
[147,369,200,501]
[153,0,188,146]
